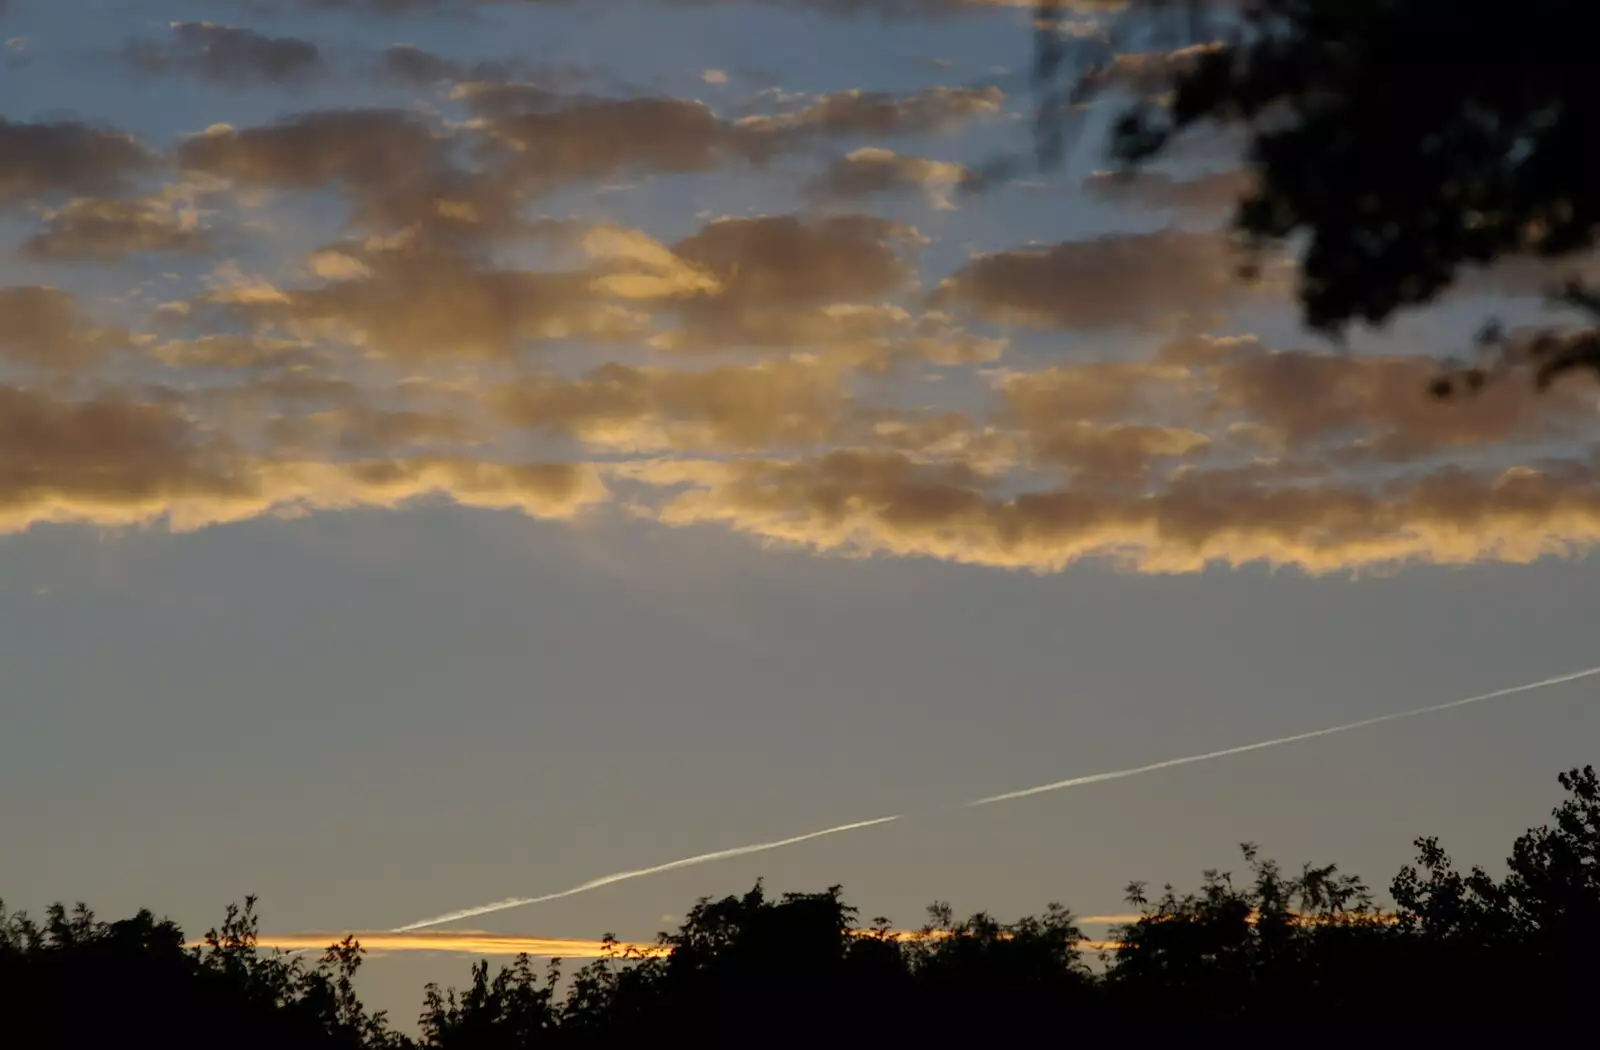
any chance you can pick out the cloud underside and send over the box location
[12,388,1600,576]
[4,222,1598,575]
[2,22,1597,579]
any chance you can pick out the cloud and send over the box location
[267,405,483,457]
[177,110,442,193]
[460,86,756,189]
[673,214,914,307]
[738,85,1005,140]
[997,360,1192,423]
[377,45,584,91]
[1166,334,1598,463]
[656,214,921,351]
[291,0,568,11]
[148,334,315,371]
[230,248,644,360]
[0,390,604,534]
[807,147,971,210]
[379,43,466,84]
[0,386,246,529]
[1017,420,1210,482]
[1084,167,1253,214]
[1081,42,1227,99]
[125,22,323,85]
[378,43,518,86]
[934,229,1250,330]
[22,194,210,262]
[754,0,1121,18]
[622,445,1600,575]
[0,119,150,206]
[173,111,528,245]
[6,0,1599,590]
[0,287,129,369]
[491,358,852,453]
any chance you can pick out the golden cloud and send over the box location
[623,446,1600,575]
[656,215,922,352]
[23,194,210,262]
[240,249,646,360]
[4,0,1596,591]
[491,358,852,453]
[0,384,604,534]
[808,148,971,210]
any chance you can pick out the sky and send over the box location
[2,0,1599,1029]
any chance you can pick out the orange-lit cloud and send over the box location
[808,148,971,210]
[621,446,1600,575]
[0,7,1593,581]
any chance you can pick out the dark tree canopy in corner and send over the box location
[1045,0,1599,390]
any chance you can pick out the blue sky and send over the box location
[2,0,1598,1028]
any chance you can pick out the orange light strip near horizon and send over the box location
[219,912,1392,959]
[233,929,1127,957]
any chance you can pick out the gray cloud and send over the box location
[935,229,1250,330]
[0,120,150,207]
[126,22,323,85]
[1084,167,1253,214]
[176,109,441,191]
[738,85,1005,140]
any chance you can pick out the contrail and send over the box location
[385,664,1597,936]
[394,814,902,932]
[970,664,1600,807]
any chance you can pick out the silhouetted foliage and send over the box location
[1035,0,1600,394]
[0,894,406,1049]
[6,765,1599,1044]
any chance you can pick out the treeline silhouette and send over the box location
[7,764,1598,1044]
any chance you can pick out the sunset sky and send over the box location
[3,0,1599,1027]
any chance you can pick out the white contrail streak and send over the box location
[381,664,1597,938]
[969,664,1600,807]
[394,814,902,932]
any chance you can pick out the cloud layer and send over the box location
[1,0,1596,579]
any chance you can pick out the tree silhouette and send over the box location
[6,763,1598,1044]
[1035,0,1599,393]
